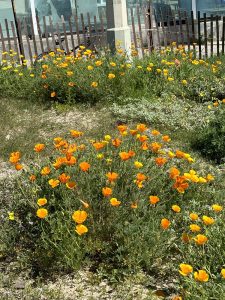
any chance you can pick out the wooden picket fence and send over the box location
[1,6,225,64]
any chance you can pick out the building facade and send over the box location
[1,1,225,34]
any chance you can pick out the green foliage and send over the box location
[191,104,225,164]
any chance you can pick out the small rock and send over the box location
[14,278,25,289]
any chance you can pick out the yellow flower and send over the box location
[95,60,102,66]
[168,77,174,82]
[212,204,223,212]
[37,198,47,206]
[194,234,208,245]
[72,210,88,224]
[36,208,48,219]
[202,215,215,225]
[8,212,15,221]
[189,213,199,221]
[91,81,98,88]
[110,62,116,67]
[87,65,94,71]
[172,205,181,213]
[190,224,201,232]
[134,161,143,169]
[67,71,73,76]
[75,224,88,235]
[104,135,111,141]
[182,80,187,85]
[194,270,209,282]
[179,264,193,276]
[108,73,116,79]
[48,179,60,188]
[110,198,121,207]
[221,269,225,279]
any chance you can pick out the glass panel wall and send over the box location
[0,0,14,35]
[196,0,225,17]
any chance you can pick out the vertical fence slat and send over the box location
[17,19,25,62]
[178,10,184,46]
[198,11,201,59]
[94,15,100,49]
[69,17,76,55]
[137,5,144,56]
[166,9,172,46]
[203,13,208,58]
[10,21,20,62]
[210,14,213,56]
[87,12,92,47]
[74,15,80,47]
[80,14,87,46]
[23,19,33,64]
[61,16,69,53]
[154,8,161,49]
[4,19,11,51]
[30,16,38,57]
[43,16,50,51]
[36,16,44,54]
[99,13,105,48]
[172,11,178,45]
[56,22,63,50]
[191,11,195,40]
[0,23,6,53]
[49,16,56,52]
[184,11,190,51]
[216,15,220,56]
[222,16,225,55]
[160,8,167,47]
[131,8,138,51]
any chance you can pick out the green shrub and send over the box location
[191,103,225,164]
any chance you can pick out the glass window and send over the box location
[0,0,14,35]
[196,0,225,17]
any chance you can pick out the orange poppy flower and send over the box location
[149,195,160,205]
[36,208,48,219]
[66,181,76,189]
[131,202,138,209]
[65,156,77,166]
[141,142,149,151]
[136,173,147,181]
[169,167,180,179]
[75,224,88,235]
[128,150,135,157]
[70,130,83,138]
[79,162,90,172]
[155,157,167,166]
[41,166,51,176]
[119,152,131,161]
[173,176,189,193]
[48,179,60,188]
[130,129,138,135]
[138,135,148,143]
[136,124,148,132]
[151,129,160,136]
[72,210,88,224]
[150,142,162,153]
[117,124,127,133]
[162,135,171,142]
[110,198,121,206]
[106,172,119,182]
[58,173,70,183]
[194,270,209,282]
[161,218,171,229]
[102,187,113,197]
[34,143,45,152]
[37,198,47,206]
[176,150,185,158]
[194,234,208,245]
[172,205,181,213]
[9,151,21,164]
[15,164,23,171]
[93,142,105,151]
[29,175,36,182]
[51,91,56,98]
[112,138,122,147]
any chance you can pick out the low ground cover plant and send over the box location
[2,123,225,299]
[191,102,225,164]
[1,45,225,105]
